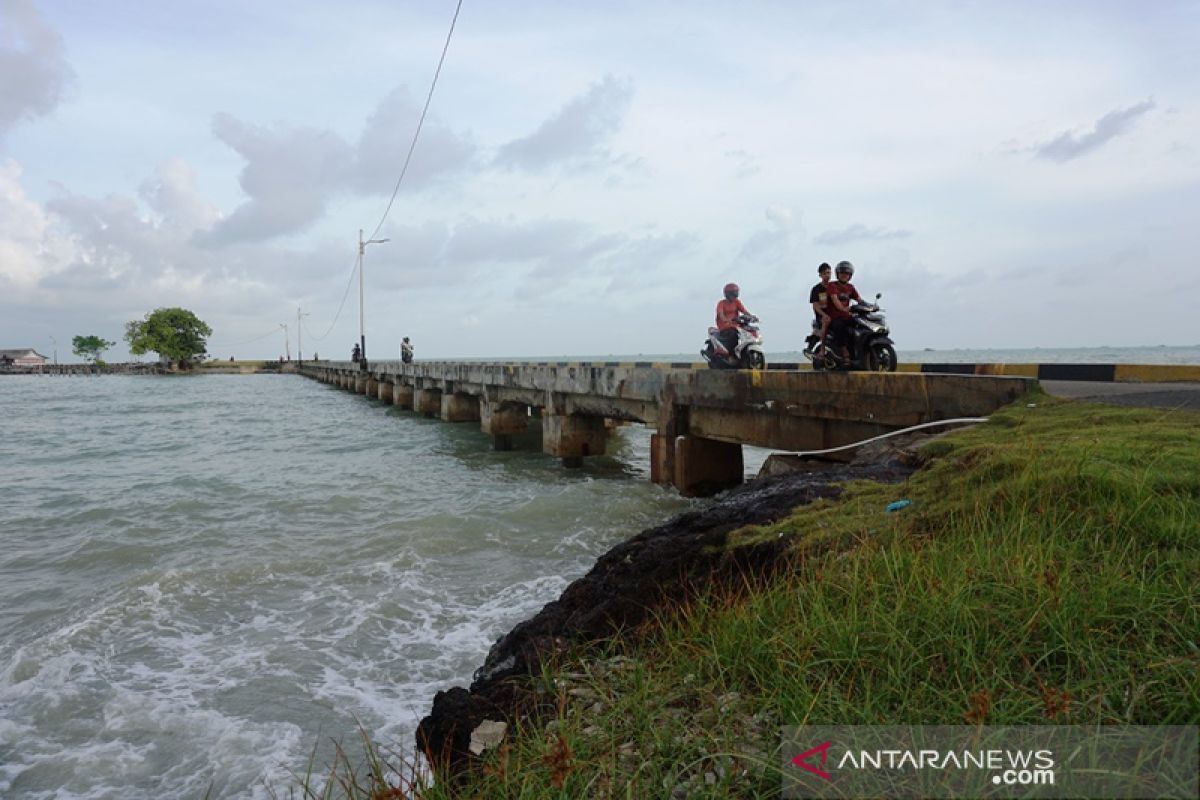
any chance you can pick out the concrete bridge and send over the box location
[299,360,1035,496]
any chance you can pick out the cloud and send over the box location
[198,89,477,246]
[1034,99,1155,162]
[813,223,913,246]
[0,158,58,288]
[0,0,74,136]
[494,75,633,171]
[737,205,803,264]
[352,86,477,194]
[723,149,760,179]
[139,158,220,233]
[197,113,353,245]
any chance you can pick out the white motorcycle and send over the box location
[701,314,766,369]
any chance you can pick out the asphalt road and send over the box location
[1041,380,1200,410]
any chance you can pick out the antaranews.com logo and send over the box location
[782,726,1197,799]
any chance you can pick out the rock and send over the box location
[468,719,507,756]
[417,464,912,777]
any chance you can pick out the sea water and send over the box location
[0,375,700,799]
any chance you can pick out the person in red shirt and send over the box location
[827,261,862,364]
[805,262,833,356]
[715,282,754,355]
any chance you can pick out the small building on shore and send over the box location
[0,349,50,367]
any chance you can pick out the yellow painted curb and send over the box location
[1114,364,1200,383]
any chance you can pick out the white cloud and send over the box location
[0,158,58,288]
[493,75,633,171]
[0,0,73,136]
[813,223,913,246]
[199,113,353,245]
[1034,99,1156,162]
[352,86,477,194]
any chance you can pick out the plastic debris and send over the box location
[885,499,912,513]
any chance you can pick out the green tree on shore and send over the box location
[71,335,116,365]
[124,308,212,368]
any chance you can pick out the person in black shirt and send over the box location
[804,262,833,356]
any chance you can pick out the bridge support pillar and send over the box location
[414,387,442,418]
[378,380,394,403]
[354,374,367,394]
[481,400,529,451]
[365,377,378,397]
[441,392,481,422]
[543,414,607,468]
[650,404,688,487]
[394,384,414,410]
[673,435,743,497]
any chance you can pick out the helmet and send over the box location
[818,262,831,274]
[835,260,855,277]
[723,282,740,299]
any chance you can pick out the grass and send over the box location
[301,392,1200,798]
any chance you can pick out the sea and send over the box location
[1,345,1196,799]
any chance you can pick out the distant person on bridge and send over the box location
[804,262,833,357]
[716,282,754,356]
[827,261,864,365]
[401,337,414,364]
[351,343,361,363]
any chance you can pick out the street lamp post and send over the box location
[297,306,309,363]
[358,228,389,367]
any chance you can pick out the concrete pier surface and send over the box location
[302,360,1034,496]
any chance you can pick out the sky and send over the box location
[2,0,1198,362]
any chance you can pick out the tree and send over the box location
[72,335,116,364]
[124,307,212,368]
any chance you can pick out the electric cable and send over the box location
[367,0,464,241]
[303,0,463,345]
[207,326,290,349]
[304,257,360,342]
[787,419,984,455]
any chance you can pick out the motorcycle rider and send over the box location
[804,262,833,357]
[715,282,754,357]
[827,261,864,365]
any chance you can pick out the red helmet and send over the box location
[723,282,740,299]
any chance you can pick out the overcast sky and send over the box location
[2,0,1198,361]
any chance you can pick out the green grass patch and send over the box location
[324,395,1200,798]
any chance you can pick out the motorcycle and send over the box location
[702,314,767,370]
[806,294,896,372]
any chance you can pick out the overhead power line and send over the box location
[305,0,464,347]
[305,255,360,342]
[208,326,291,349]
[368,0,464,241]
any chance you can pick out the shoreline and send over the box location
[408,391,1200,795]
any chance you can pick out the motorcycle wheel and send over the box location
[746,351,766,370]
[868,342,897,372]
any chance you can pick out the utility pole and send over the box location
[280,322,290,361]
[297,306,309,363]
[358,228,389,366]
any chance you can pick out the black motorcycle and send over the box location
[808,294,897,372]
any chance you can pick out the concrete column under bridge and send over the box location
[543,413,607,468]
[649,403,744,497]
[394,383,414,409]
[414,386,443,418]
[441,392,481,423]
[673,435,744,497]
[481,399,529,451]
[377,380,394,404]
